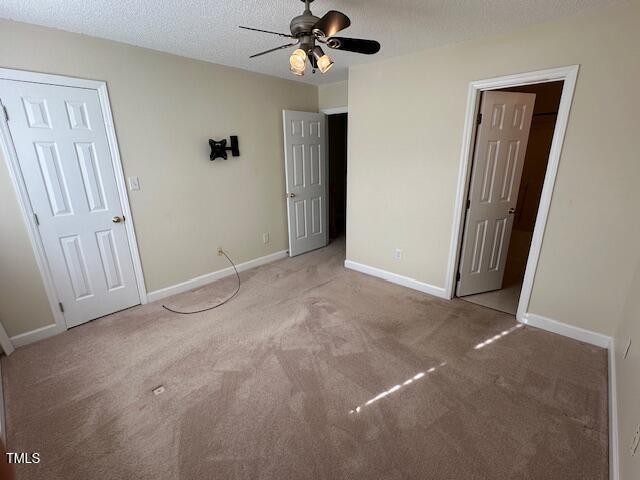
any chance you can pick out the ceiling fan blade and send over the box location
[327,37,381,55]
[312,10,351,37]
[239,26,293,38]
[249,42,298,59]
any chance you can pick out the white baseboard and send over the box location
[608,341,619,480]
[147,250,289,303]
[520,313,611,349]
[344,259,448,299]
[10,323,62,348]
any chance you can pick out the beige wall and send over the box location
[615,258,640,479]
[0,173,55,335]
[318,80,348,110]
[0,20,317,337]
[346,0,640,336]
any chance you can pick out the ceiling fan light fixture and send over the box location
[289,48,307,75]
[313,46,334,74]
[290,66,305,76]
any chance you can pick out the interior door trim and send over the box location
[320,106,348,115]
[445,65,579,321]
[0,68,148,344]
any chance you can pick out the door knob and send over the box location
[112,215,124,223]
[508,208,516,215]
[286,193,296,198]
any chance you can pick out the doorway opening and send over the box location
[281,108,347,260]
[327,112,348,243]
[455,81,563,315]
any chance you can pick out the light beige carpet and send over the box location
[1,240,608,479]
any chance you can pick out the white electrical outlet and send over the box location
[263,233,270,244]
[631,424,640,456]
[624,338,632,359]
[128,176,140,191]
[394,248,402,260]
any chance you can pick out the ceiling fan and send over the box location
[240,0,381,76]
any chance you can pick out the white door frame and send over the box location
[320,106,348,115]
[445,65,579,322]
[0,68,147,337]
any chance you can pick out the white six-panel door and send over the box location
[456,91,536,297]
[283,110,328,257]
[0,79,140,328]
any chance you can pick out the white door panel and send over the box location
[0,79,140,327]
[457,91,536,297]
[283,110,328,256]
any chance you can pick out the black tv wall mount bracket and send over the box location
[209,136,240,160]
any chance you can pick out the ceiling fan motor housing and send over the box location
[290,13,320,38]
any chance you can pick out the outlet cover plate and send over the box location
[632,424,640,456]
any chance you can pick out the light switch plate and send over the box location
[128,176,140,191]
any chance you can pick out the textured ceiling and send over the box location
[0,0,619,85]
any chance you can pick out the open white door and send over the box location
[283,110,328,256]
[457,91,536,297]
[0,79,141,328]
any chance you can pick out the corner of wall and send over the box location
[318,79,349,110]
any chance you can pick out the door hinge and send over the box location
[456,271,461,281]
[476,112,482,125]
[466,199,471,209]
[58,302,65,313]
[33,212,40,226]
